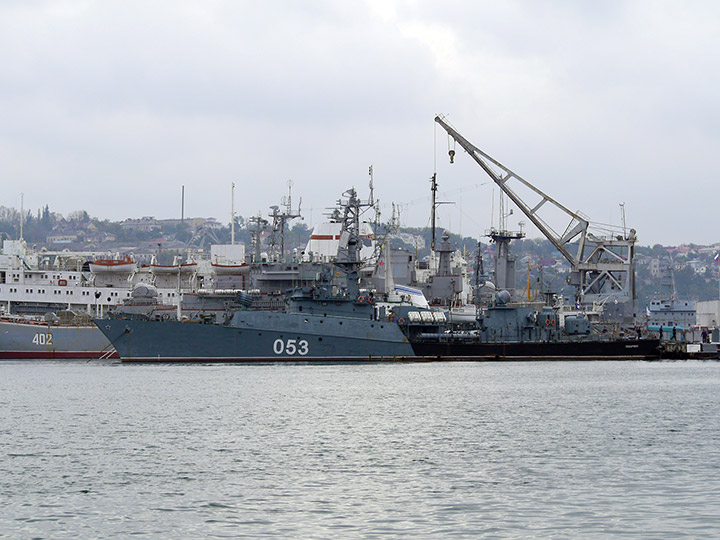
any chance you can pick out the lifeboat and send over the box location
[149,262,198,274]
[211,262,250,275]
[89,256,137,274]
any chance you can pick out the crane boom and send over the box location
[434,115,637,321]
[434,115,588,267]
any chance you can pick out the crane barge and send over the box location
[434,115,638,323]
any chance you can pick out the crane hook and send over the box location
[448,149,455,163]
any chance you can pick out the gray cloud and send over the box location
[0,0,718,246]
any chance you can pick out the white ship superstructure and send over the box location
[0,240,228,317]
[645,262,697,331]
[646,299,696,331]
[305,222,376,262]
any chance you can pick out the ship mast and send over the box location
[430,173,437,252]
[267,180,302,262]
[333,188,373,299]
[248,213,269,263]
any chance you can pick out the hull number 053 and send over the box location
[273,338,309,356]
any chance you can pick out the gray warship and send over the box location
[96,188,415,361]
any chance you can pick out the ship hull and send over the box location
[95,314,662,362]
[410,338,661,360]
[95,312,415,362]
[0,319,117,359]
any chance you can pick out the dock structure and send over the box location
[659,340,719,359]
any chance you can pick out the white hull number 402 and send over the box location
[32,333,53,346]
[273,338,309,356]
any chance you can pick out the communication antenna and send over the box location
[268,180,302,261]
[368,165,375,206]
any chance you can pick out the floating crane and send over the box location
[434,115,637,321]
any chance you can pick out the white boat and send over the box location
[149,262,198,274]
[0,240,251,359]
[0,240,201,320]
[89,256,138,274]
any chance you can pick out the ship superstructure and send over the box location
[645,262,696,331]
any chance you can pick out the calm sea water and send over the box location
[1,360,719,539]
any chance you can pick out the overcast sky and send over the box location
[1,0,718,246]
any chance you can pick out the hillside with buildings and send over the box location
[0,205,718,313]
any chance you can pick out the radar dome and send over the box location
[132,283,158,299]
